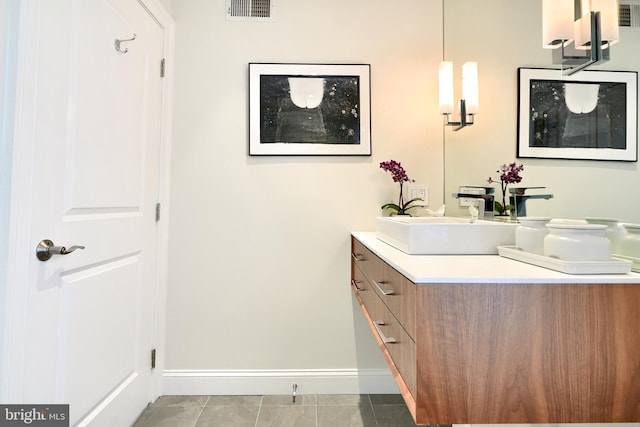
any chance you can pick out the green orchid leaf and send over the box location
[381,203,400,211]
[403,197,423,207]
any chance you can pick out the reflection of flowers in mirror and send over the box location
[379,160,423,216]
[487,162,524,216]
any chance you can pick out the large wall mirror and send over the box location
[443,0,640,223]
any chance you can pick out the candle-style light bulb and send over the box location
[462,62,478,115]
[438,61,454,115]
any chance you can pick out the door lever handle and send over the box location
[36,239,85,261]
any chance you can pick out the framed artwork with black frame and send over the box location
[249,63,371,156]
[517,67,638,162]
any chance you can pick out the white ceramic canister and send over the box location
[515,217,551,255]
[549,218,588,225]
[585,217,626,254]
[619,223,640,259]
[544,223,611,261]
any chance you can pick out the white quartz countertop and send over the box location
[352,231,640,284]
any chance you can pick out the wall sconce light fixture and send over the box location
[439,61,478,131]
[542,0,619,75]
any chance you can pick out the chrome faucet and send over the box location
[452,192,495,220]
[509,187,553,217]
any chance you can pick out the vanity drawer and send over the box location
[351,262,379,316]
[351,238,383,283]
[365,290,417,398]
[352,237,416,340]
[376,265,416,340]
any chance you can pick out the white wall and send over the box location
[444,0,640,222]
[0,0,8,385]
[157,0,171,14]
[164,0,444,392]
[0,0,19,386]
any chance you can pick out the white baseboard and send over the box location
[162,369,399,396]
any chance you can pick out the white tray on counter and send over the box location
[497,246,633,275]
[612,254,640,273]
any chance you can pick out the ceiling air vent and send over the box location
[619,0,640,28]
[226,0,275,22]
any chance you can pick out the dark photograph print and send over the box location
[249,63,371,156]
[529,80,626,149]
[260,75,359,144]
[517,68,638,162]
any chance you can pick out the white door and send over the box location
[4,0,167,425]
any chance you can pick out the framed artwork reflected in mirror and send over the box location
[518,68,638,162]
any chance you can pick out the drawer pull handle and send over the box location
[373,280,394,295]
[351,279,364,291]
[352,253,364,262]
[373,321,397,344]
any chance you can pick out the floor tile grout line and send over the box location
[254,395,264,427]
[367,394,381,427]
[190,396,210,427]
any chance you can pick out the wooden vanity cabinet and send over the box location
[351,238,417,411]
[351,235,640,425]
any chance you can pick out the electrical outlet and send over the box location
[407,184,428,206]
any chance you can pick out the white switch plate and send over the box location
[407,184,428,206]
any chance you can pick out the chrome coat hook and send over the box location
[114,34,136,53]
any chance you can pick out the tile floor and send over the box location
[132,394,419,427]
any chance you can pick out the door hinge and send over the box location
[160,58,166,78]
[151,348,156,369]
[155,203,161,222]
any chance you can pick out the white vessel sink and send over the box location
[375,216,517,255]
